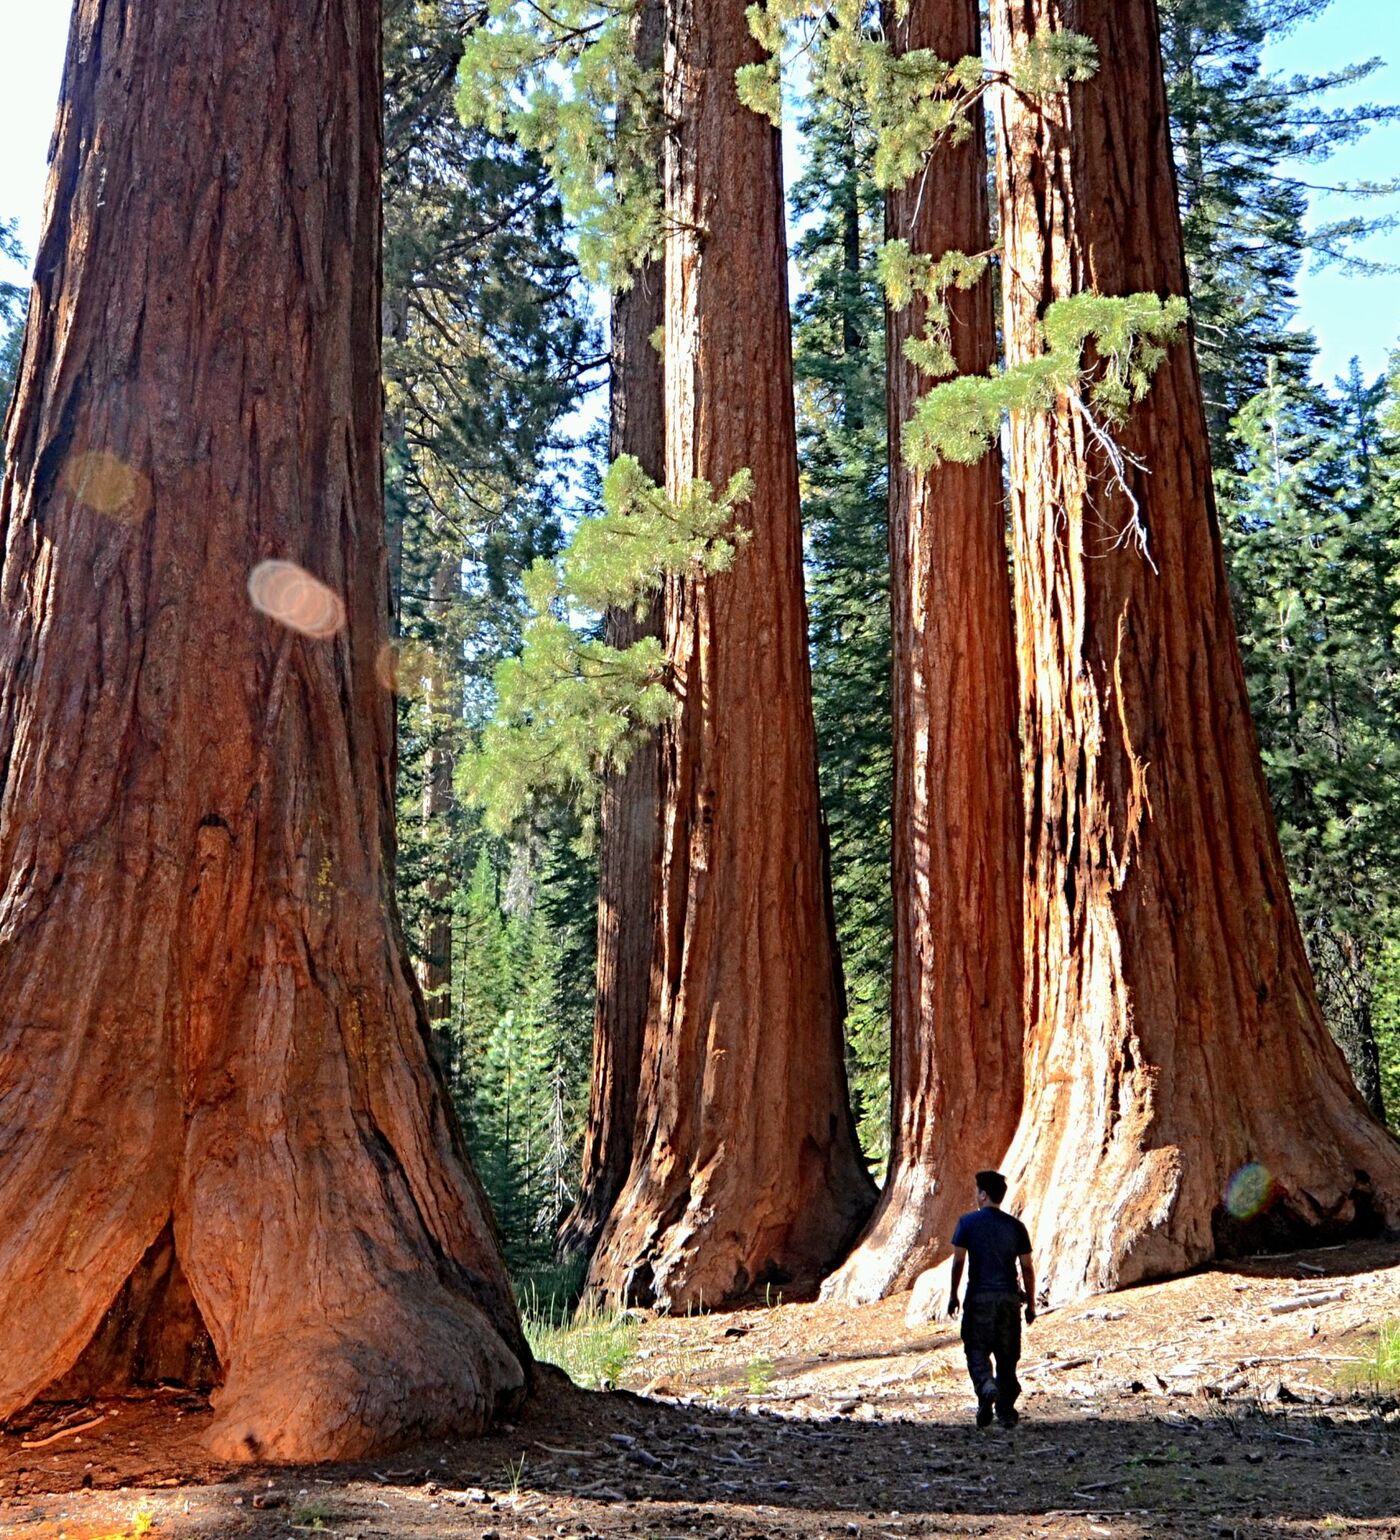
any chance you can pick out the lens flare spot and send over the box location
[375,638,436,702]
[247,560,346,639]
[60,450,152,522]
[1225,1162,1274,1221]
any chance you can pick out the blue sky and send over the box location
[2,0,1398,385]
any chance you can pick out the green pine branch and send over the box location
[463,460,753,836]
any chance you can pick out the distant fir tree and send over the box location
[456,832,597,1271]
[790,87,894,1168]
[380,0,605,1267]
[0,218,26,408]
[1221,360,1400,1121]
[382,0,595,1076]
[1159,0,1400,458]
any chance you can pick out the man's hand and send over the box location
[1019,1253,1036,1328]
[948,1246,967,1323]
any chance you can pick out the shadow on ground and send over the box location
[2,1365,1397,1539]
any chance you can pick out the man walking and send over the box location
[947,1170,1035,1428]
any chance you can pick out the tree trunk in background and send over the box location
[586,0,876,1310]
[421,538,458,1076]
[988,0,1400,1303]
[556,0,666,1268]
[556,274,665,1264]
[822,0,1024,1306]
[0,0,526,1460]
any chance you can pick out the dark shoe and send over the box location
[996,1407,1020,1429]
[976,1385,996,1428]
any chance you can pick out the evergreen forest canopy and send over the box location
[2,0,1400,1464]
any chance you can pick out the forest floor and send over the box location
[2,1237,1398,1540]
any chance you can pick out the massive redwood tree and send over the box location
[557,0,666,1266]
[822,0,1024,1306]
[987,0,1400,1302]
[586,0,876,1310]
[0,0,527,1460]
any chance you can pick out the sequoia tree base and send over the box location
[819,1165,953,1306]
[587,1155,873,1314]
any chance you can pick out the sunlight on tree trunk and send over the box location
[988,0,1400,1303]
[0,0,526,1460]
[587,0,875,1311]
[557,0,667,1268]
[822,0,1024,1307]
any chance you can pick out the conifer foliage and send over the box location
[0,218,25,407]
[8,0,1400,1463]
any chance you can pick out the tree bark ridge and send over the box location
[822,0,1024,1306]
[0,0,527,1461]
[586,0,875,1310]
[988,0,1400,1303]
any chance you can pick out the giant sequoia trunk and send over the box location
[556,0,666,1266]
[988,0,1400,1302]
[556,262,665,1263]
[823,0,1024,1307]
[0,0,527,1460]
[586,0,876,1310]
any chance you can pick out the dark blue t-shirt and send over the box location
[951,1207,1032,1299]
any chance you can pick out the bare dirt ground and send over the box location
[3,1238,1398,1540]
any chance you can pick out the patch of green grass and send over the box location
[525,1303,639,1391]
[1340,1318,1400,1396]
[743,1355,775,1395]
[291,1501,335,1531]
[503,1452,528,1497]
[514,1254,588,1322]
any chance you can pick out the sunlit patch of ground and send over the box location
[2,1238,1397,1539]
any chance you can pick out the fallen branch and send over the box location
[20,1413,107,1449]
[1241,1352,1365,1366]
[1267,1290,1346,1315]
[1028,1355,1096,1375]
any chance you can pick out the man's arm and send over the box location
[1019,1252,1036,1324]
[948,1246,967,1318]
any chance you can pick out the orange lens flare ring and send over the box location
[247,560,346,639]
[59,450,153,522]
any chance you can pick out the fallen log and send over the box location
[1267,1290,1346,1314]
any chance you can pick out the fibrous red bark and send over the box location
[0,0,526,1460]
[987,0,1400,1302]
[585,0,876,1310]
[821,0,1024,1306]
[557,282,664,1264]
[556,0,666,1267]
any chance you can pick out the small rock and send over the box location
[251,1491,284,1510]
